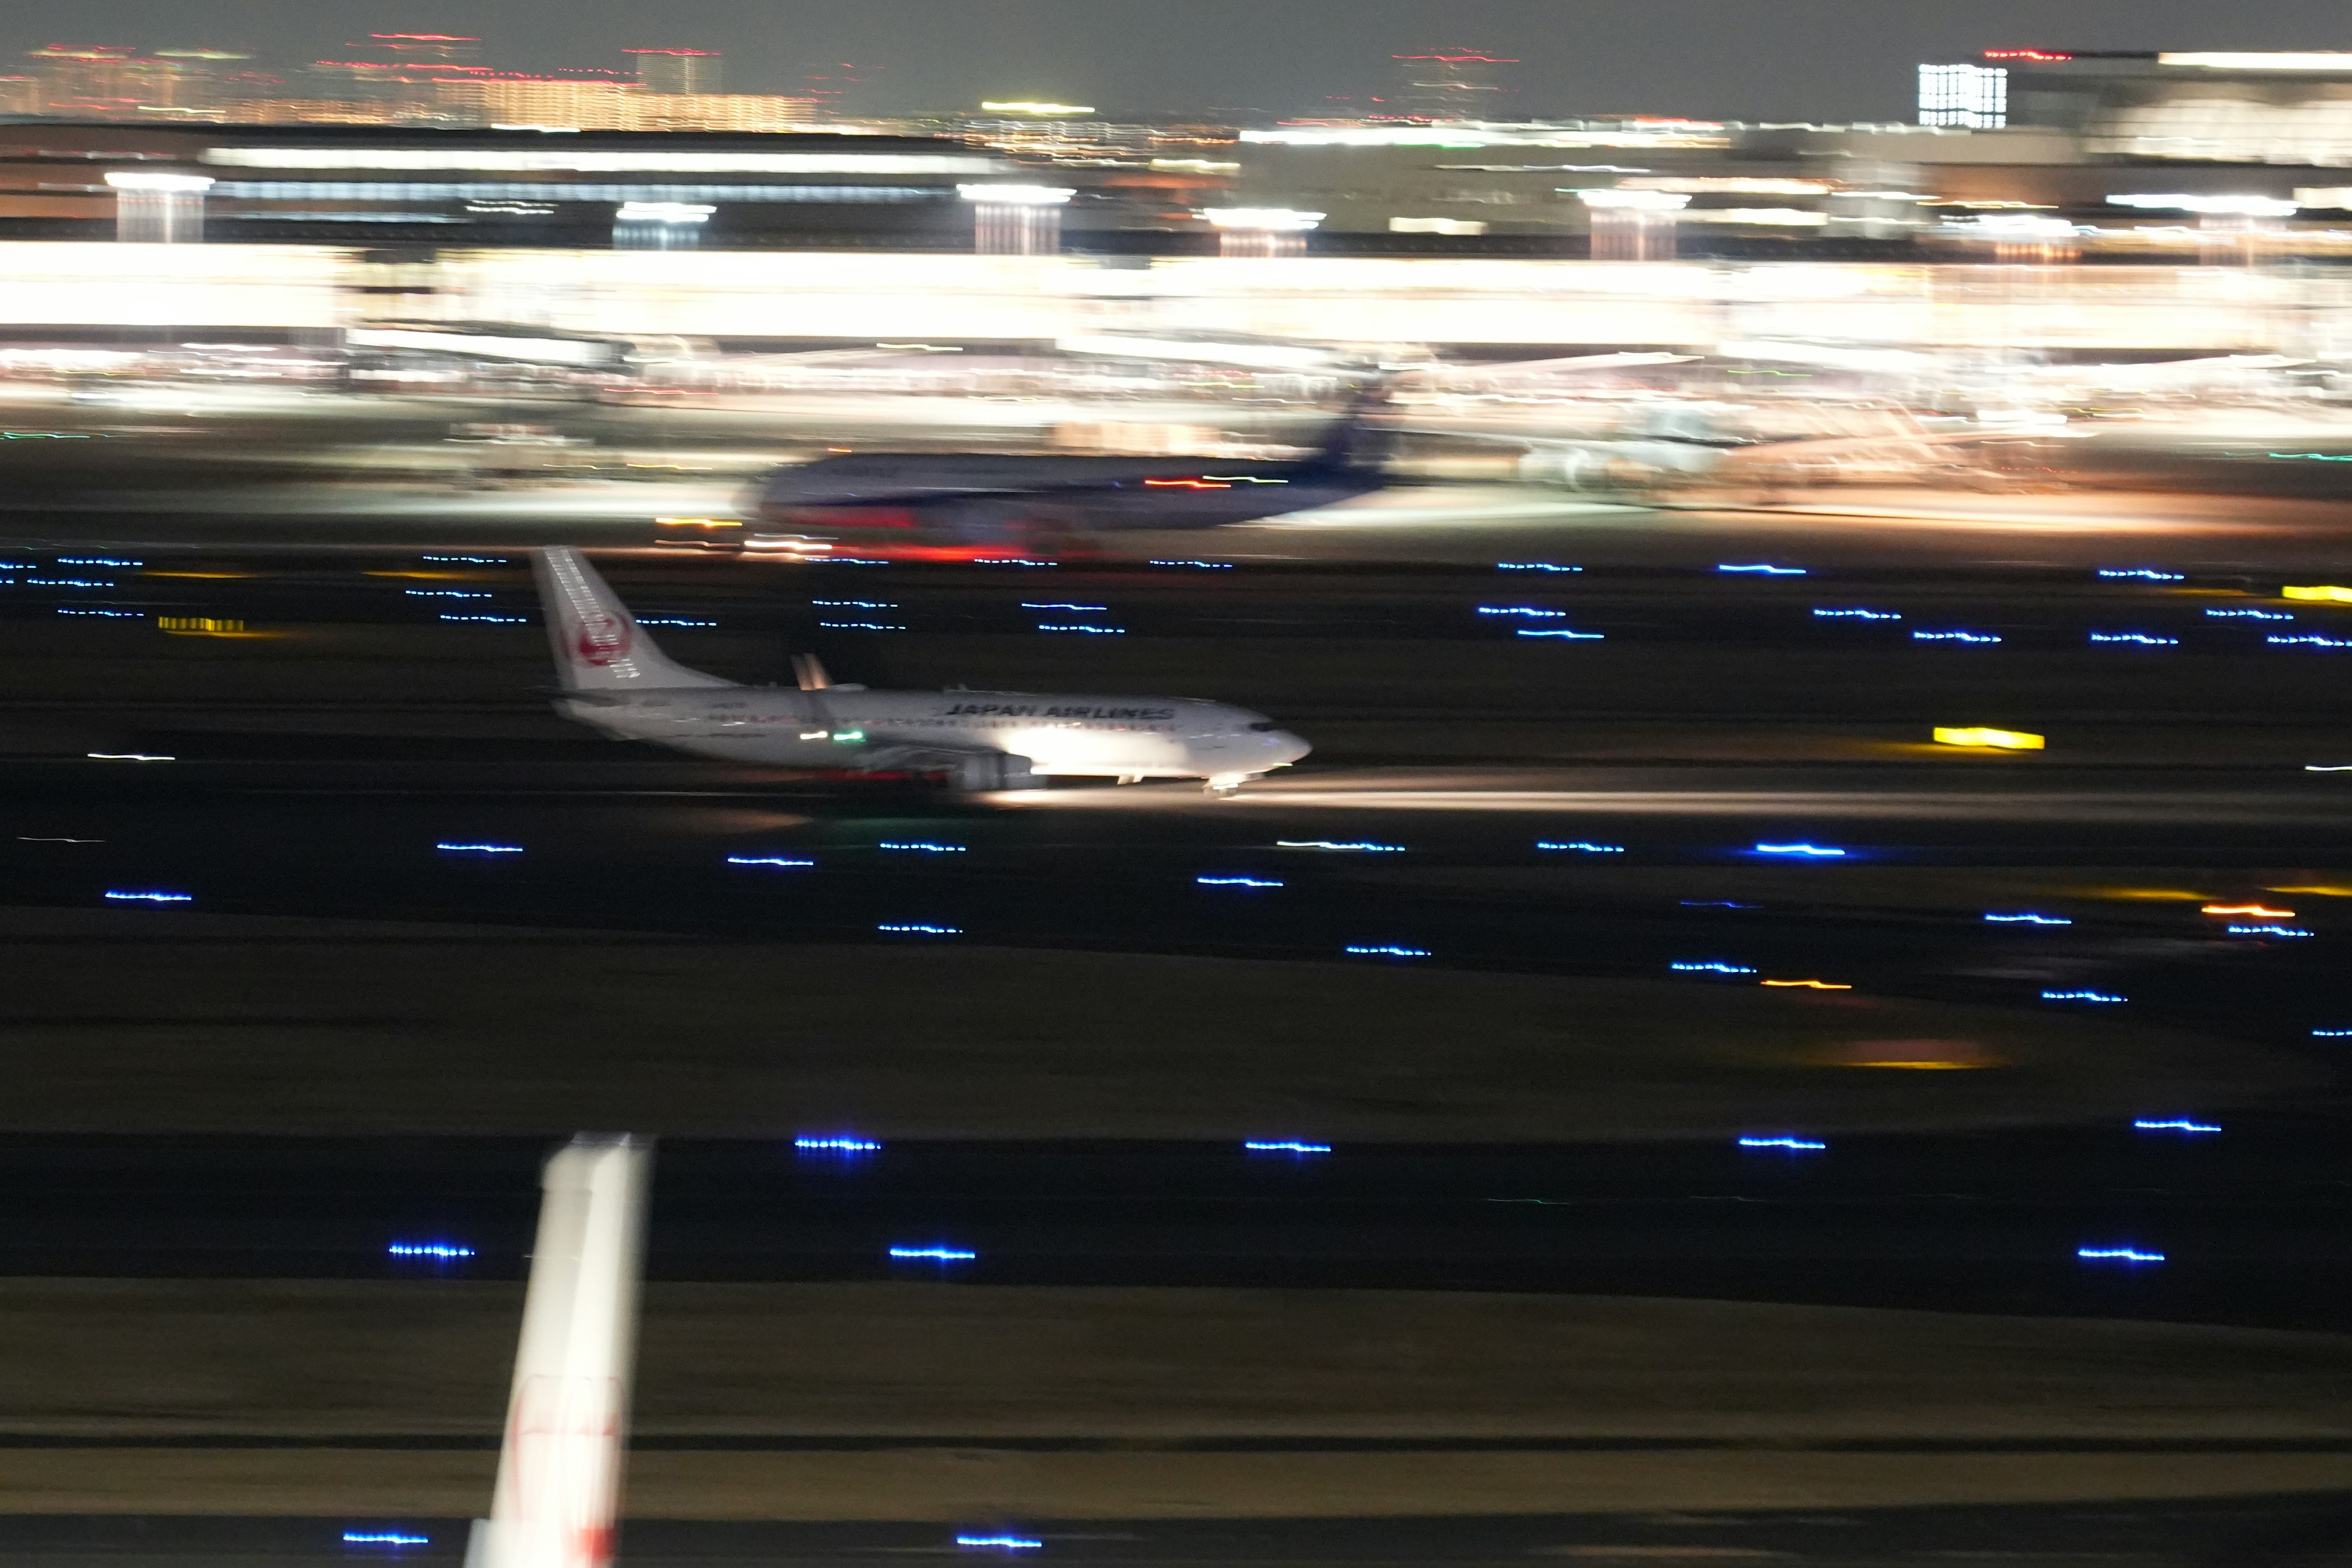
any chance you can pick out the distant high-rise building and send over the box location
[1391,49,1518,119]
[26,45,140,115]
[1918,63,2008,128]
[627,49,721,96]
[313,34,483,119]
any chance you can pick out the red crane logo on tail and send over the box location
[575,612,632,667]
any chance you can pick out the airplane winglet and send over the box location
[467,1134,654,1568]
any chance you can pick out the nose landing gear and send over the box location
[1205,772,1257,796]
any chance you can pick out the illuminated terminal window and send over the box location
[1918,64,2008,129]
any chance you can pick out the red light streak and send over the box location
[1144,478,1233,489]
[1984,49,2071,61]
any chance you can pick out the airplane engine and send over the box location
[950,752,1041,791]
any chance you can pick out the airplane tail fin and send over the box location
[532,548,732,692]
[1303,380,1395,473]
[467,1134,654,1568]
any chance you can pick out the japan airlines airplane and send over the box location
[531,548,1311,792]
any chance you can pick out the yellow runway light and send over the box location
[144,570,251,580]
[157,617,277,639]
[2271,884,2352,897]
[1762,979,1853,990]
[2282,585,2352,602]
[1933,727,2044,750]
[2094,888,2210,902]
[2203,903,2294,918]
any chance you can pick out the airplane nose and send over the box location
[1267,730,1311,766]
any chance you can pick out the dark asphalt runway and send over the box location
[4,491,2352,1554]
[8,1494,2352,1567]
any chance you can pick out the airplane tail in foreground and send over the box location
[467,1135,654,1568]
[532,548,731,693]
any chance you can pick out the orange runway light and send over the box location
[1761,979,1853,990]
[2203,903,2295,918]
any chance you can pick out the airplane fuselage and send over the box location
[748,454,1382,533]
[562,685,1310,780]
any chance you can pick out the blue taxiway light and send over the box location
[890,1246,976,1261]
[2043,989,2125,1003]
[436,843,522,854]
[404,589,491,599]
[878,924,961,935]
[1737,1136,1826,1152]
[1754,842,1845,857]
[1538,841,1624,854]
[2206,608,2292,620]
[2089,633,2179,646]
[2312,1028,2352,1037]
[58,608,141,617]
[1148,559,1232,570]
[796,1136,882,1152]
[1198,875,1283,888]
[1023,603,1108,612]
[58,557,138,567]
[1346,944,1430,959]
[1912,630,2002,643]
[1719,564,1806,576]
[423,554,505,564]
[1812,608,1901,620]
[342,1533,431,1548]
[1277,840,1404,853]
[1986,912,2072,925]
[1037,624,1125,635]
[812,600,896,609]
[1498,562,1583,573]
[1245,1140,1332,1155]
[387,1243,474,1259]
[1672,961,1756,975]
[1681,900,1755,908]
[2078,1246,2166,1264]
[818,620,907,631]
[728,856,814,869]
[2269,634,2352,649]
[440,614,526,624]
[812,557,891,566]
[104,891,190,903]
[1479,606,1570,619]
[2096,568,2185,581]
[956,1537,1043,1552]
[2134,1118,2221,1134]
[88,752,173,761]
[641,618,717,628]
[880,842,965,853]
[972,557,1056,567]
[1518,628,1605,640]
[2226,924,2312,937]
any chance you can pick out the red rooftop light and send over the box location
[1984,49,2072,61]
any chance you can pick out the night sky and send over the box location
[9,0,2352,121]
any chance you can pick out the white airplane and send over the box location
[530,547,1311,792]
